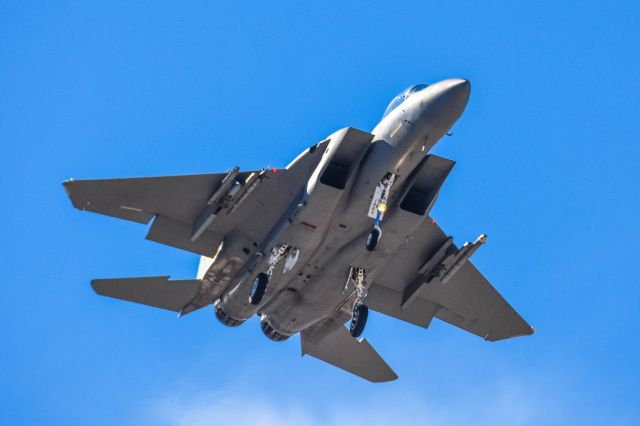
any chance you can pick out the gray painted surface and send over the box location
[65,79,533,382]
[301,326,397,383]
[91,277,201,312]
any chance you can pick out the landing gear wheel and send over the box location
[350,304,369,338]
[250,273,269,305]
[366,226,382,251]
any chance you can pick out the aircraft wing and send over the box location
[63,172,230,225]
[367,218,534,341]
[63,142,328,258]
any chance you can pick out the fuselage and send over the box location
[216,79,471,337]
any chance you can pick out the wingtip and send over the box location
[369,370,399,383]
[90,279,102,295]
[90,278,113,294]
[62,179,73,197]
[509,325,536,339]
[485,323,535,341]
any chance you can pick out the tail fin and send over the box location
[91,276,201,312]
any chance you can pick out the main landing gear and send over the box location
[249,244,298,305]
[346,267,369,338]
[351,304,369,338]
[366,173,395,251]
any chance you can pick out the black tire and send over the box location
[366,226,382,251]
[250,273,269,305]
[350,304,369,338]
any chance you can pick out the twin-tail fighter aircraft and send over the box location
[64,79,533,382]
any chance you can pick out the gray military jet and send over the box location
[64,79,533,382]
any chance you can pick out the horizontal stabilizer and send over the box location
[301,326,397,383]
[91,276,201,312]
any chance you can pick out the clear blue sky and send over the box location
[1,1,638,424]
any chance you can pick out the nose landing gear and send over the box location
[366,173,395,251]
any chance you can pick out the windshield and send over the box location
[382,84,429,118]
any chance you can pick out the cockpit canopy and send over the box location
[382,84,429,118]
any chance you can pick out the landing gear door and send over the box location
[367,173,395,219]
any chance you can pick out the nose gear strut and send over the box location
[366,173,395,251]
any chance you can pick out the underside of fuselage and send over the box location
[214,79,471,339]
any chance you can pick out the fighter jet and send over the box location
[64,79,533,382]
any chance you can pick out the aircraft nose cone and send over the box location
[446,79,471,106]
[420,78,471,131]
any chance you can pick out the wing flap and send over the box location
[301,325,397,383]
[146,215,223,257]
[91,276,201,312]
[366,283,439,328]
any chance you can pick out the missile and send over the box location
[418,236,454,275]
[228,169,267,214]
[192,168,269,241]
[207,166,240,205]
[440,234,487,284]
[401,237,454,308]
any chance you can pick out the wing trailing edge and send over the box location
[370,218,534,341]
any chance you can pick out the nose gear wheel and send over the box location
[366,226,382,251]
